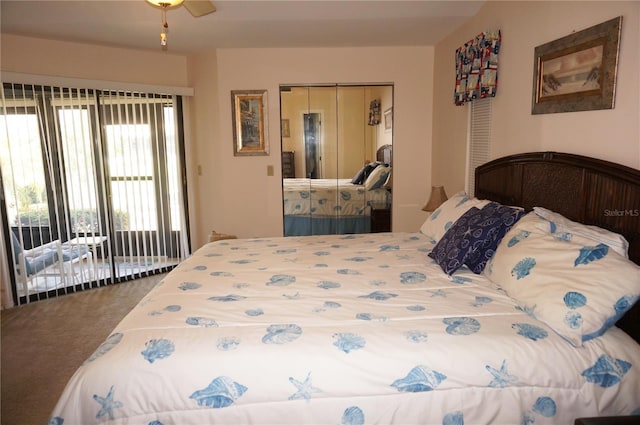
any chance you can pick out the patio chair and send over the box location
[10,232,89,296]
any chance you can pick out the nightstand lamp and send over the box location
[422,186,448,212]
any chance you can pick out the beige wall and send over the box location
[185,52,220,249]
[193,47,433,245]
[0,34,190,87]
[432,1,640,194]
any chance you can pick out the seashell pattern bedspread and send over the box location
[49,232,640,424]
[283,178,391,216]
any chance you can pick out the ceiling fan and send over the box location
[146,0,216,48]
[146,0,216,18]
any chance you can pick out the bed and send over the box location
[49,152,640,424]
[283,145,392,236]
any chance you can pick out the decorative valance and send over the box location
[454,30,501,105]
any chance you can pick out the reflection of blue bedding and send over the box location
[283,178,389,236]
[50,232,640,424]
[284,215,370,236]
[283,178,390,216]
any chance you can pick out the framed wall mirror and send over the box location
[280,84,393,236]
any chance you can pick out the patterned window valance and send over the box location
[368,99,381,125]
[454,30,501,106]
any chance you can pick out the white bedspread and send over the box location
[50,232,640,424]
[283,178,390,216]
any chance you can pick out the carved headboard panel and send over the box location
[376,144,392,166]
[475,151,640,343]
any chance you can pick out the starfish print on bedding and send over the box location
[429,289,448,298]
[486,359,518,388]
[289,372,321,401]
[93,385,123,420]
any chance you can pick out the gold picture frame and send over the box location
[384,107,393,132]
[532,16,622,114]
[231,89,269,156]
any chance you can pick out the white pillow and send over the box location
[533,206,629,258]
[485,212,640,347]
[364,165,390,190]
[419,191,490,243]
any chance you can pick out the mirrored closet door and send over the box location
[280,84,393,236]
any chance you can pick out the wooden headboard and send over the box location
[475,151,640,344]
[376,144,392,166]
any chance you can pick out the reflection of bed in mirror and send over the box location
[283,145,392,236]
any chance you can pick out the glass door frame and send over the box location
[1,84,189,305]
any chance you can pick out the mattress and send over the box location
[283,178,390,216]
[49,232,640,424]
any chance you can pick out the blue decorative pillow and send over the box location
[429,202,524,275]
[464,202,525,274]
[351,162,379,185]
[428,206,485,275]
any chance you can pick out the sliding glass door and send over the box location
[0,84,190,306]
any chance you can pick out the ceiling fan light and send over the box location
[146,0,184,8]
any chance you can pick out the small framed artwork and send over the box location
[384,107,393,132]
[532,16,622,114]
[231,89,269,156]
[281,119,290,138]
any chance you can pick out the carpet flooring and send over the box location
[1,274,165,425]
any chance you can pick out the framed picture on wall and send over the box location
[384,107,393,132]
[531,16,621,114]
[231,89,269,156]
[281,119,290,138]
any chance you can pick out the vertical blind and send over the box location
[0,83,190,306]
[466,97,492,197]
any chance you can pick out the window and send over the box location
[1,112,47,230]
[1,84,190,305]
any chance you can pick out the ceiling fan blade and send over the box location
[183,0,216,17]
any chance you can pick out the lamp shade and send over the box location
[422,186,448,212]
